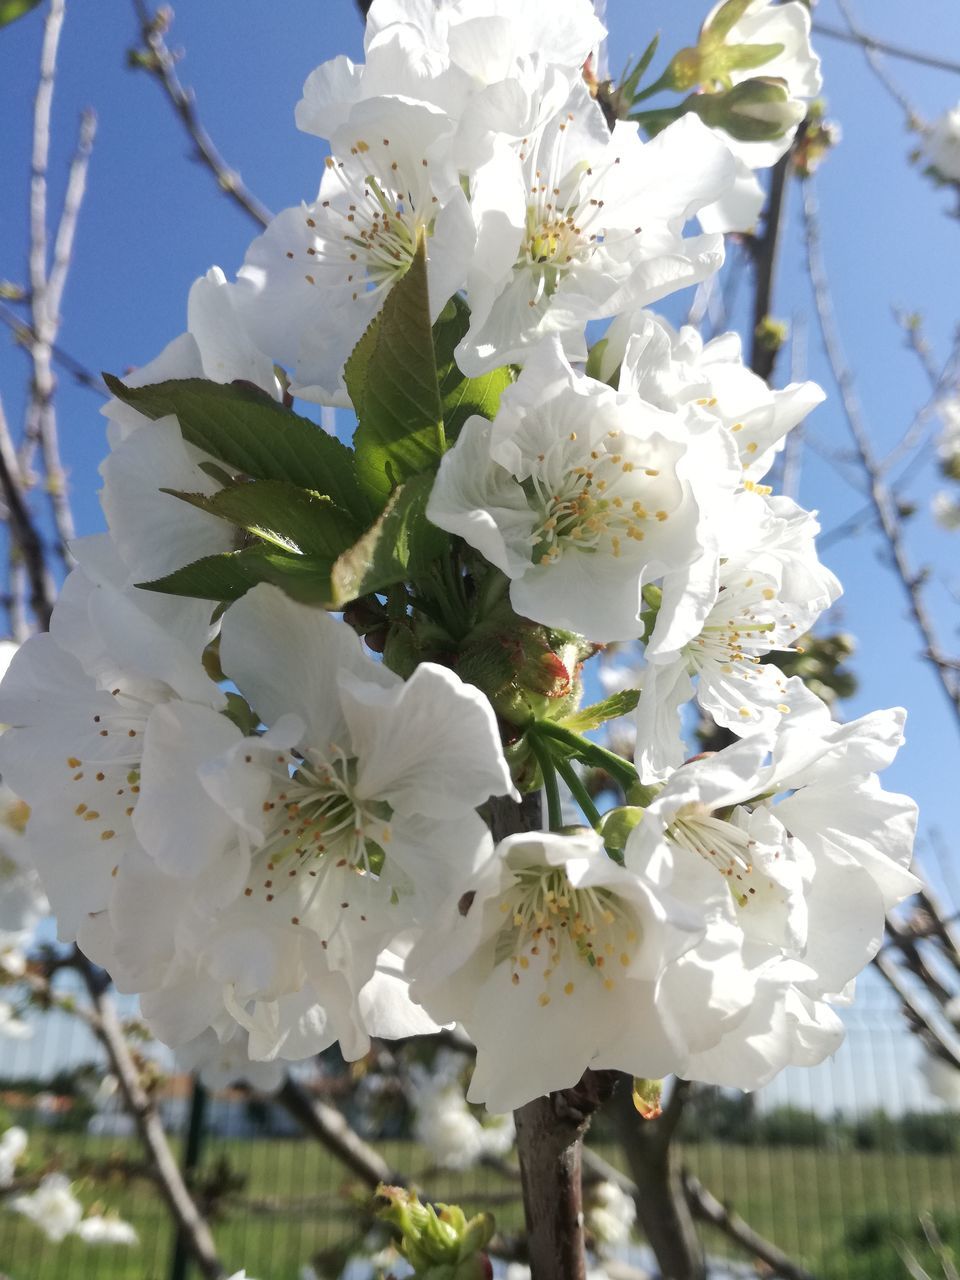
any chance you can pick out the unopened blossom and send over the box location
[458,88,734,373]
[601,309,825,483]
[585,1179,637,1248]
[627,705,919,1003]
[700,0,821,169]
[427,340,740,644]
[10,1173,84,1242]
[408,829,706,1113]
[923,104,960,182]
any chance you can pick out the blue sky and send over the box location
[2,0,960,1101]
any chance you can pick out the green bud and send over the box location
[632,1077,664,1120]
[625,780,661,808]
[754,316,789,354]
[375,1186,494,1280]
[599,806,644,858]
[686,78,804,142]
[659,46,705,93]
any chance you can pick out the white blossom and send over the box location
[585,1178,636,1248]
[75,1215,139,1245]
[0,1125,27,1188]
[10,1173,84,1242]
[457,93,733,374]
[428,340,740,644]
[923,104,960,182]
[408,828,707,1112]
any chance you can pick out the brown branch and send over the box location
[748,136,801,384]
[0,395,54,630]
[611,1073,705,1280]
[73,953,227,1280]
[276,1077,401,1189]
[811,18,960,80]
[21,0,82,574]
[801,176,960,734]
[0,300,106,395]
[873,950,960,1071]
[130,2,272,230]
[683,1172,818,1280]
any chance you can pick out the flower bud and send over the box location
[376,1185,495,1280]
[687,78,805,142]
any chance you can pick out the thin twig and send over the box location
[276,1077,401,1188]
[873,950,960,1072]
[0,300,106,395]
[749,148,794,383]
[129,1,272,230]
[73,953,227,1280]
[683,1173,818,1280]
[811,19,960,79]
[0,395,54,630]
[801,177,960,732]
[47,107,96,330]
[832,1,917,122]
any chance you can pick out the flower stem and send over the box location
[534,721,638,791]
[554,755,603,832]
[529,732,563,832]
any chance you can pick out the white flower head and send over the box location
[409,828,705,1113]
[628,705,919,1007]
[0,1125,27,1188]
[428,340,741,644]
[237,95,476,406]
[10,1173,84,1242]
[458,87,734,374]
[923,104,960,183]
[75,1215,139,1246]
[146,584,517,1063]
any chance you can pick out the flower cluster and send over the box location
[0,0,917,1110]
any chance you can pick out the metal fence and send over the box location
[1,973,958,1280]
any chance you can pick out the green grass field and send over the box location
[2,1133,959,1279]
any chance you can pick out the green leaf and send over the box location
[330,472,448,607]
[164,480,360,559]
[621,32,661,102]
[0,0,41,28]
[560,689,641,734]
[138,545,333,606]
[102,375,372,523]
[433,295,513,440]
[346,237,445,506]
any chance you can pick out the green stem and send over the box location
[554,756,603,831]
[535,721,638,791]
[629,69,672,104]
[528,733,563,832]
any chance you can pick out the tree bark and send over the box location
[612,1075,705,1280]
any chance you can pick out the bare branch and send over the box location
[0,300,106,395]
[129,1,273,230]
[47,107,96,327]
[72,953,227,1280]
[0,394,55,630]
[748,148,794,383]
[683,1172,818,1280]
[276,1076,401,1189]
[873,949,960,1071]
[801,177,960,733]
[811,18,960,80]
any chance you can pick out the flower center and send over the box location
[495,866,639,1004]
[526,430,671,565]
[245,749,393,922]
[311,140,437,303]
[666,803,760,908]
